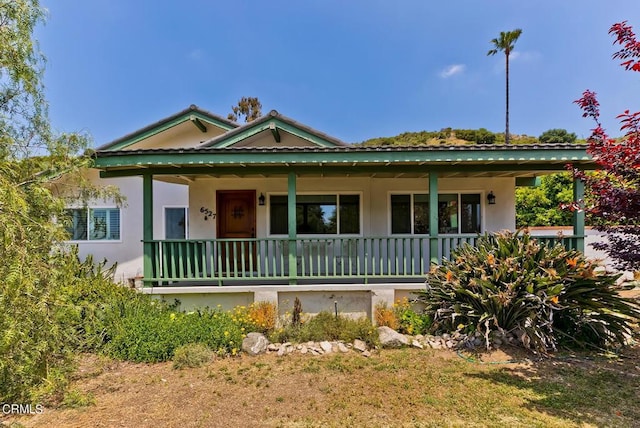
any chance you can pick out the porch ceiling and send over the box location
[94,143,595,180]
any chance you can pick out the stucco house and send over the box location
[73,105,595,317]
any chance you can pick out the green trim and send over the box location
[275,121,338,147]
[143,175,154,287]
[105,112,235,151]
[99,163,585,179]
[142,235,583,284]
[572,177,585,252]
[429,172,439,264]
[190,116,207,133]
[209,118,343,149]
[270,123,281,143]
[95,148,592,169]
[288,172,297,285]
[515,177,541,187]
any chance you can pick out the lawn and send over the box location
[4,345,639,428]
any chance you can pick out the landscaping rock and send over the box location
[320,341,333,353]
[377,326,410,348]
[353,339,368,352]
[337,342,350,353]
[242,332,269,356]
[411,339,424,349]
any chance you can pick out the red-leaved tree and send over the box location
[571,21,640,271]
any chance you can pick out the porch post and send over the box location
[572,176,585,252]
[142,174,154,287]
[429,171,439,264]
[287,172,298,285]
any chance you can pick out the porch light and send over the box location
[487,191,496,205]
[258,193,265,206]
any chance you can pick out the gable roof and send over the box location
[97,105,238,151]
[200,110,348,148]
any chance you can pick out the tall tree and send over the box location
[0,0,48,159]
[0,0,116,402]
[570,21,640,271]
[539,128,578,144]
[227,96,262,123]
[487,29,523,145]
[516,173,574,227]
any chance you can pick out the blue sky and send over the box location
[38,1,640,146]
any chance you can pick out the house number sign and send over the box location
[200,207,216,221]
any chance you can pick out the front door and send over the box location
[216,190,256,274]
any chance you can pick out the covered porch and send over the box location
[96,146,592,288]
[145,232,584,286]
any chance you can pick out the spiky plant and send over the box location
[416,231,640,353]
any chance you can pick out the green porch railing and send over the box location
[144,234,583,285]
[534,235,583,250]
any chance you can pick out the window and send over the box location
[269,194,360,235]
[460,194,481,233]
[66,208,120,241]
[390,194,430,234]
[390,193,481,234]
[165,207,188,239]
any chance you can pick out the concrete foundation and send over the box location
[144,283,426,322]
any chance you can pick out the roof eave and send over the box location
[97,105,238,151]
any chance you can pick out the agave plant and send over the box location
[416,231,640,353]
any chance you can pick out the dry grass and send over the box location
[3,345,639,428]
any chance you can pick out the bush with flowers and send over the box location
[231,301,278,334]
[416,231,640,353]
[374,299,431,335]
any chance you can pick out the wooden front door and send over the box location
[217,190,256,273]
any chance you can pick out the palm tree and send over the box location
[487,29,523,145]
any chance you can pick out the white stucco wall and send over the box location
[71,169,188,283]
[72,172,515,283]
[121,120,227,151]
[188,176,515,240]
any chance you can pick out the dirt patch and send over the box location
[4,346,639,428]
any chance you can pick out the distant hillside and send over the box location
[357,128,541,146]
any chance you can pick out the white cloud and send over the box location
[439,64,465,78]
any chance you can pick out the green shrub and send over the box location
[61,388,95,408]
[394,298,432,335]
[271,312,378,347]
[67,272,244,362]
[102,302,243,362]
[172,343,214,369]
[375,299,432,335]
[416,231,640,353]
[62,254,132,352]
[0,243,111,403]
